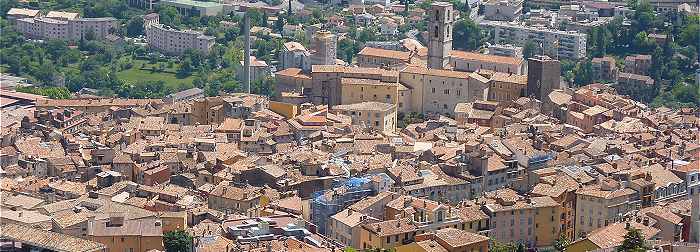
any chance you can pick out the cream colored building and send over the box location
[310,65,399,106]
[483,71,528,102]
[6,8,40,23]
[575,183,637,238]
[450,50,524,74]
[357,47,412,68]
[145,23,215,55]
[398,66,490,115]
[482,20,587,59]
[340,78,400,106]
[15,15,118,41]
[332,102,397,133]
[237,56,271,82]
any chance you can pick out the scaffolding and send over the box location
[310,177,373,234]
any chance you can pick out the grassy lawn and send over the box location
[116,59,195,90]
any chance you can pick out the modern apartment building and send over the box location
[145,23,215,55]
[15,14,118,41]
[487,44,524,58]
[159,0,224,17]
[482,20,587,59]
[6,8,40,23]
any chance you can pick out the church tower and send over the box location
[427,2,454,69]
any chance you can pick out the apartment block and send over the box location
[159,0,224,17]
[87,216,164,252]
[15,15,118,42]
[482,20,587,59]
[574,179,637,238]
[482,190,561,248]
[487,43,524,58]
[6,8,40,23]
[359,196,481,250]
[145,23,215,55]
[396,228,490,252]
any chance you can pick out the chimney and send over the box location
[243,12,251,94]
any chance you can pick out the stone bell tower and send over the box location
[427,2,454,69]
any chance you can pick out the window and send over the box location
[386,237,390,244]
[444,89,449,95]
[432,88,435,93]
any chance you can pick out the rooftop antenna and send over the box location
[244,12,251,94]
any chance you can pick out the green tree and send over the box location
[490,241,516,252]
[126,16,144,37]
[554,233,569,251]
[516,243,525,252]
[523,41,538,59]
[163,230,193,252]
[617,227,648,252]
[16,87,72,99]
[159,6,180,27]
[452,19,484,51]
